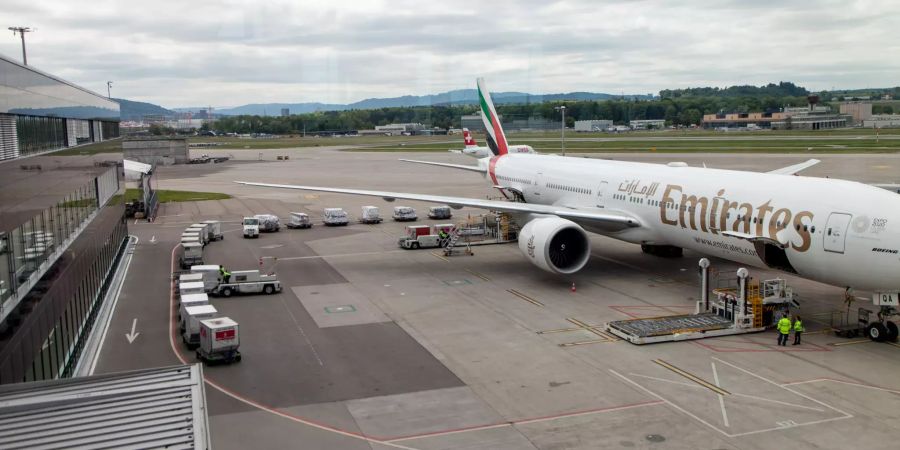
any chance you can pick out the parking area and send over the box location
[95,148,900,449]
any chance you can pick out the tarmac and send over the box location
[94,146,900,450]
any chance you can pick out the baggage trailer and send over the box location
[202,220,224,241]
[190,264,222,292]
[179,293,209,324]
[392,206,417,222]
[179,242,204,269]
[178,273,204,284]
[197,317,241,364]
[211,270,282,297]
[187,226,209,245]
[428,205,452,220]
[254,214,281,232]
[179,281,206,296]
[323,208,349,226]
[286,212,312,229]
[183,304,218,349]
[359,206,383,224]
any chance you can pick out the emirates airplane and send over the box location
[239,78,900,308]
[450,128,536,158]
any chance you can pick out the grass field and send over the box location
[124,188,231,203]
[53,139,122,155]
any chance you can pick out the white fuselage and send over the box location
[492,153,900,292]
[460,145,535,158]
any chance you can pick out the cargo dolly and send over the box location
[606,259,795,344]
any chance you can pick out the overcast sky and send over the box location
[2,0,897,108]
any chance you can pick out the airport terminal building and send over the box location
[0,54,126,384]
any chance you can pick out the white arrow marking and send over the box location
[125,319,140,343]
[149,235,157,244]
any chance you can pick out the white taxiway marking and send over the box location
[125,319,140,343]
[711,362,729,428]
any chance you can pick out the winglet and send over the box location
[477,78,509,156]
[767,159,820,175]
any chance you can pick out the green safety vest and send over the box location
[794,320,804,332]
[777,318,792,334]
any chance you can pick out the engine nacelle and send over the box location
[518,217,591,274]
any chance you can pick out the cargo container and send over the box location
[183,305,218,348]
[359,206,383,224]
[323,208,349,226]
[179,293,209,326]
[179,273,204,284]
[286,212,312,229]
[428,205,453,220]
[253,214,281,232]
[179,242,204,269]
[179,281,206,296]
[198,317,241,364]
[190,265,222,292]
[202,220,224,241]
[187,225,209,245]
[392,206,417,222]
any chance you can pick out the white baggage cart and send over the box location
[197,317,241,364]
[183,304,218,348]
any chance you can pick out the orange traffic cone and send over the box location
[570,282,576,293]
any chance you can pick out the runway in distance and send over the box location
[239,78,900,302]
[449,128,536,158]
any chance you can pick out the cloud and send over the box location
[1,0,897,107]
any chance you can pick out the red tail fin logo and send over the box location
[463,128,477,147]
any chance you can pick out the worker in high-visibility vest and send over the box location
[777,314,792,346]
[793,316,804,345]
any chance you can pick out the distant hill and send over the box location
[114,98,174,121]
[207,89,654,116]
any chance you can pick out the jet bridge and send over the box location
[605,259,795,344]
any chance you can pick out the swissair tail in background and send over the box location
[239,77,900,303]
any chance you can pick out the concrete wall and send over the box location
[122,138,188,165]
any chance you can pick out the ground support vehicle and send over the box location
[392,206,417,222]
[287,212,312,229]
[211,270,282,297]
[242,217,259,238]
[359,206,383,224]
[254,214,281,232]
[202,220,224,240]
[397,225,449,249]
[323,208,350,226]
[182,305,218,349]
[197,317,241,364]
[179,242,203,269]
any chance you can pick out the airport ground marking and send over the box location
[165,243,420,450]
[782,377,900,394]
[711,362,730,428]
[384,399,664,443]
[89,235,138,375]
[828,339,872,347]
[430,252,449,262]
[653,359,730,396]
[279,296,324,366]
[464,268,490,281]
[506,289,543,307]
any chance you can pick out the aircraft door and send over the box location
[824,213,852,253]
[533,173,543,197]
[596,181,608,208]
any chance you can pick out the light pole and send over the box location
[555,105,567,156]
[8,26,33,65]
[107,81,113,99]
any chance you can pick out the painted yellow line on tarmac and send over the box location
[653,359,730,396]
[430,252,449,262]
[465,268,490,282]
[559,339,617,347]
[507,289,544,307]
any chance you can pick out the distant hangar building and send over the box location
[574,120,613,132]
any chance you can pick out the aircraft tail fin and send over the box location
[477,78,509,156]
[463,128,477,148]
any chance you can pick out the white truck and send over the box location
[202,220,224,241]
[179,242,204,269]
[323,208,350,226]
[197,317,241,364]
[183,304,218,348]
[211,270,282,297]
[392,206,417,222]
[398,225,447,249]
[359,206,383,224]
[287,212,312,229]
[242,217,260,238]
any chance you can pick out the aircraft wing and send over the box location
[398,159,486,173]
[767,159,820,175]
[235,181,641,229]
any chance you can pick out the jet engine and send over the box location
[518,217,591,274]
